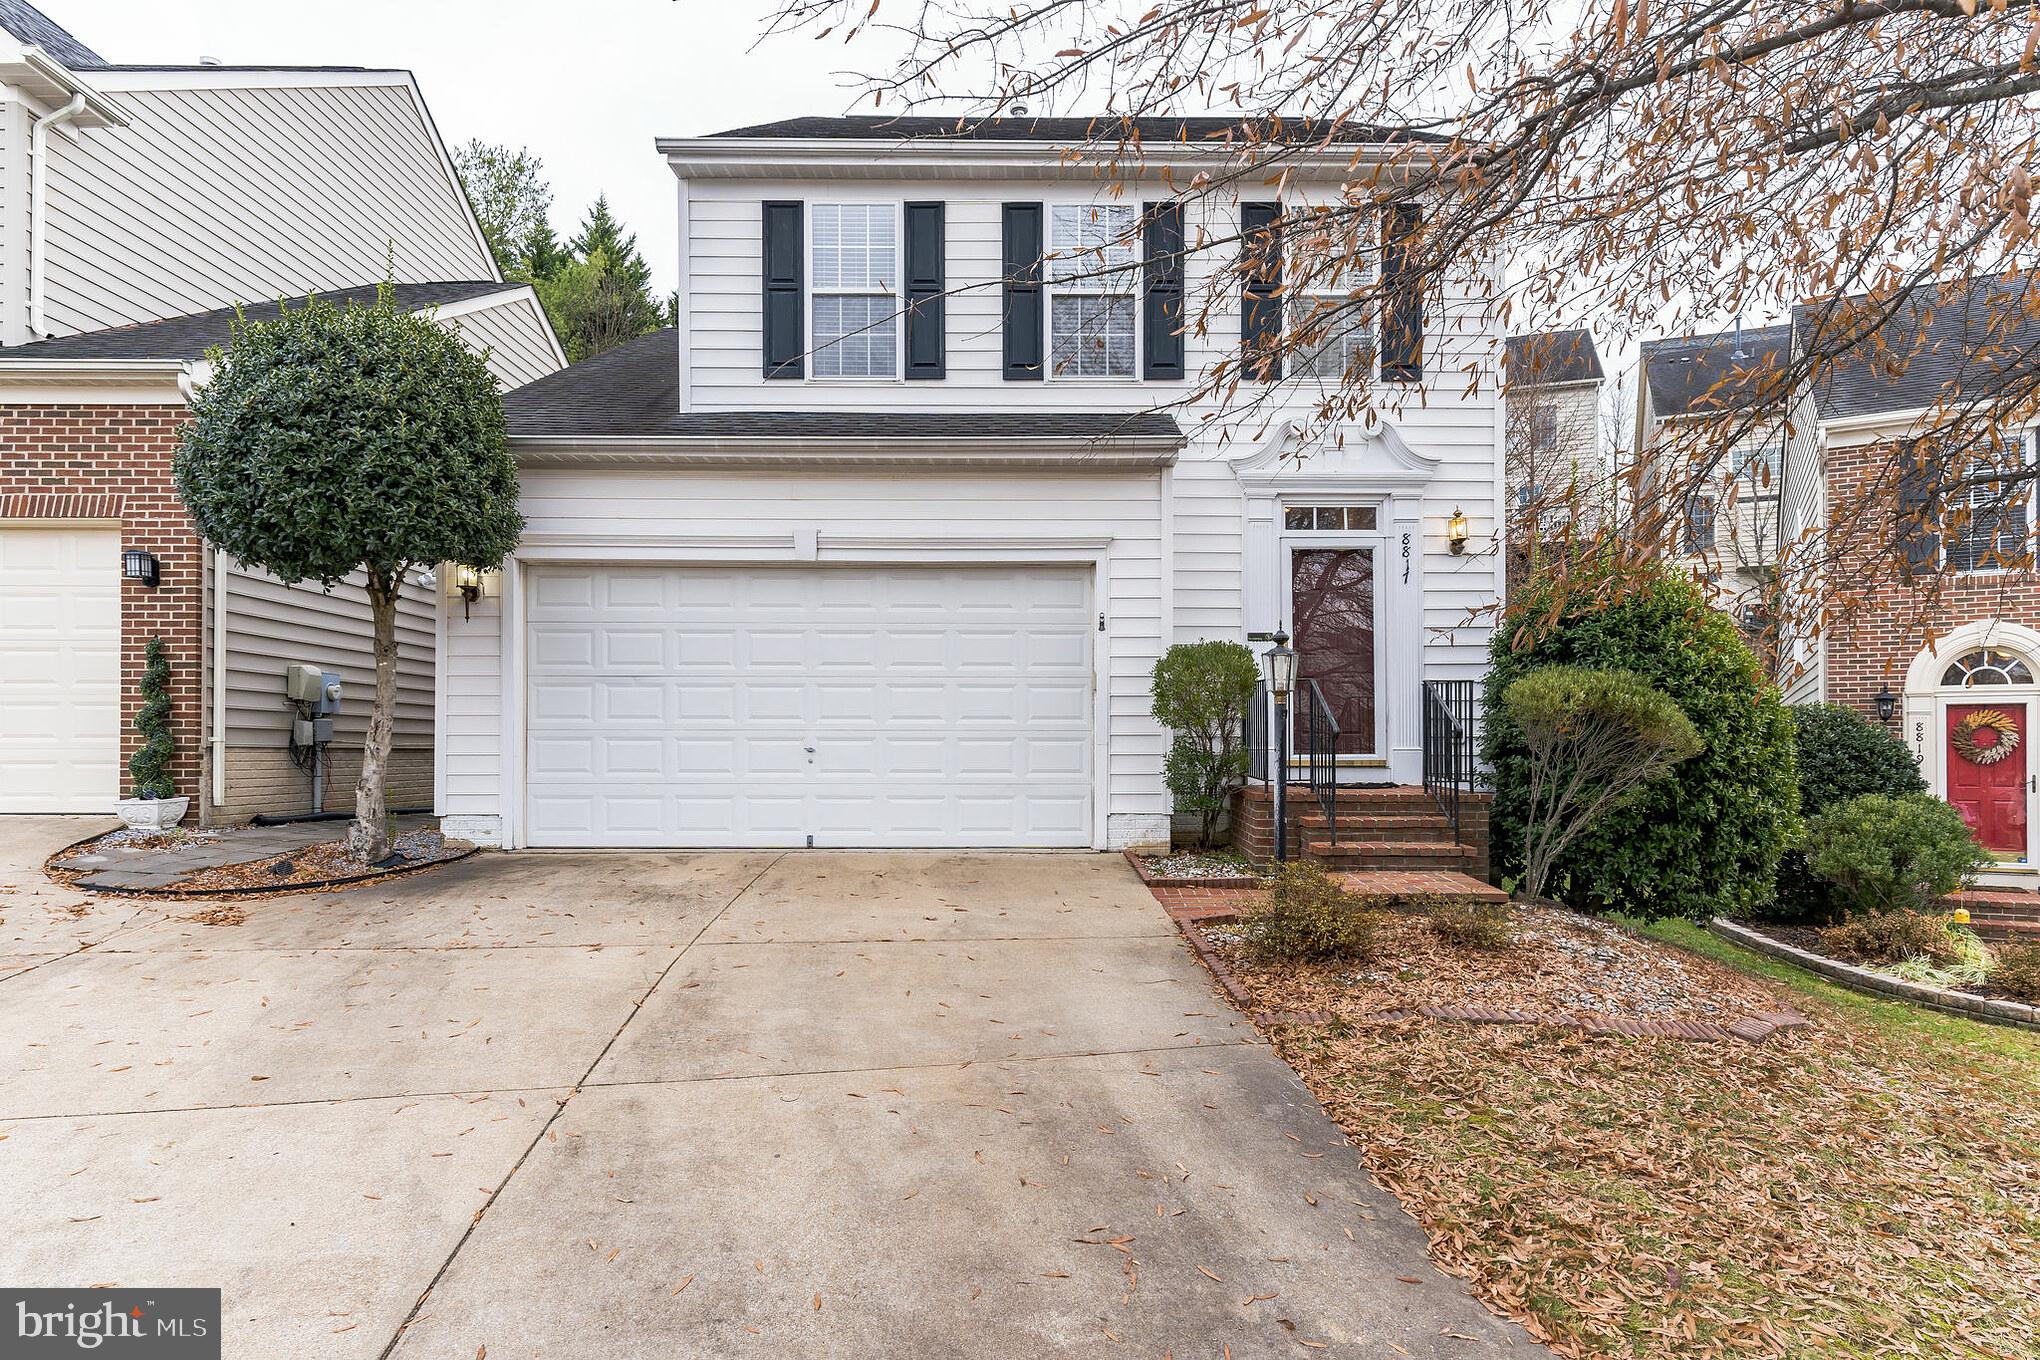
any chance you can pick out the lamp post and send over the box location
[1263,631,1297,861]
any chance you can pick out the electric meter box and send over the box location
[284,663,324,703]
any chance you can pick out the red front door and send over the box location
[1947,703,2028,857]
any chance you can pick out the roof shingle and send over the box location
[1641,324,1793,418]
[0,0,104,69]
[1505,329,1603,386]
[0,282,515,362]
[703,114,1444,146]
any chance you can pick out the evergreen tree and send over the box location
[128,637,175,799]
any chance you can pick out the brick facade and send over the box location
[0,403,204,803]
[1822,436,2040,722]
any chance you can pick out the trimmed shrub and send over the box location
[1427,900,1514,950]
[1152,640,1261,848]
[1243,861,1380,964]
[1990,942,2040,1003]
[1774,705,1928,922]
[1485,561,1799,920]
[1804,793,1989,917]
[128,637,174,799]
[1503,666,1702,899]
[1818,911,1978,967]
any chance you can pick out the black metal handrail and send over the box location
[1303,679,1340,845]
[1246,682,1272,785]
[1422,678,1480,840]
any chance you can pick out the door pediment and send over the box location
[1228,420,1439,492]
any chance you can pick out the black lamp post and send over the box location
[1263,631,1297,861]
[1875,684,1897,725]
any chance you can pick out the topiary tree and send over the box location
[1151,640,1261,848]
[128,636,175,799]
[176,285,522,862]
[1503,666,1702,901]
[1483,559,1799,920]
[1776,704,1928,921]
[1804,792,1990,917]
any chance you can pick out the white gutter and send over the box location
[29,91,87,339]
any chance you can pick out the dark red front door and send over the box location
[1947,703,2028,857]
[1290,548,1375,755]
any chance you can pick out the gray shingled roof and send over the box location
[0,0,103,68]
[1798,275,2040,420]
[1641,323,1793,417]
[0,282,514,362]
[704,114,1446,146]
[503,328,1185,446]
[1505,329,1603,386]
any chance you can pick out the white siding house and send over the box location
[439,118,1505,853]
[0,4,564,821]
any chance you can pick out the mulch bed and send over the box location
[1734,917,2034,1005]
[49,825,470,898]
[1179,902,1807,1042]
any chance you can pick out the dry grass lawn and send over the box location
[1245,915,2040,1359]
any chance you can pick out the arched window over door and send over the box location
[1940,648,2036,687]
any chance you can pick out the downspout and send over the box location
[29,92,87,339]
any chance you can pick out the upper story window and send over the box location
[1683,493,1716,554]
[1735,437,1782,490]
[1945,461,2032,574]
[1526,403,1560,458]
[1048,204,1138,379]
[810,203,899,378]
[1288,217,1375,382]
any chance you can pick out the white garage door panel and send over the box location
[525,565,1094,847]
[0,527,121,813]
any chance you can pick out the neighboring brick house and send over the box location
[1638,276,2040,888]
[0,4,563,820]
[1502,328,1604,589]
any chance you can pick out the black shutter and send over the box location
[1002,203,1045,380]
[761,200,803,379]
[1239,201,1282,380]
[1897,454,1941,577]
[904,201,945,380]
[1142,201,1185,381]
[1379,201,1424,382]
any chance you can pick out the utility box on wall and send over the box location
[285,662,342,715]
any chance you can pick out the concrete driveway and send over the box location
[0,817,1534,1358]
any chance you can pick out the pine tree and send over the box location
[128,637,175,799]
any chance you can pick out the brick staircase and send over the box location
[1232,783,1492,883]
[1953,888,2040,941]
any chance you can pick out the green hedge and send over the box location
[1483,563,1799,920]
[1774,704,1928,921]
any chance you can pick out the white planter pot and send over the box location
[116,796,190,832]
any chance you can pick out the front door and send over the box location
[1289,547,1376,756]
[1946,702,2028,858]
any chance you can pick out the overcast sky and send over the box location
[63,0,890,295]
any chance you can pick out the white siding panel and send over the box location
[444,294,564,391]
[42,80,493,336]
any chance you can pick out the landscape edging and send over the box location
[1709,918,2040,1033]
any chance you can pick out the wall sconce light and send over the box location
[1446,507,1470,555]
[1874,683,1897,724]
[121,549,160,588]
[453,565,482,620]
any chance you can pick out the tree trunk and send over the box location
[346,577,398,863]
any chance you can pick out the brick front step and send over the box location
[1299,811,1455,839]
[1305,839,1476,871]
[1330,870,1508,903]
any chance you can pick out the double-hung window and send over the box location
[1683,494,1717,554]
[1288,214,1375,382]
[1048,204,1138,378]
[1946,438,2034,573]
[810,203,899,379]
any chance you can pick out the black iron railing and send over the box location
[1246,682,1272,784]
[1422,678,1480,840]
[1303,679,1341,844]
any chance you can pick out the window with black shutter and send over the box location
[761,200,804,379]
[1379,201,1425,382]
[903,201,945,379]
[1002,203,1046,380]
[1142,201,1185,380]
[1239,201,1283,380]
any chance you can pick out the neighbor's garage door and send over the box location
[523,564,1093,847]
[0,527,121,813]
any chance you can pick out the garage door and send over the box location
[524,564,1094,847]
[0,527,121,813]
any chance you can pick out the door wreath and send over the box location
[1951,709,2021,766]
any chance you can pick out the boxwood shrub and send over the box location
[1773,704,1928,922]
[1483,562,1799,920]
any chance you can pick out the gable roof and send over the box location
[1797,275,2040,421]
[0,282,515,361]
[1640,324,1793,418]
[1505,329,1603,386]
[0,0,103,68]
[704,114,1445,145]
[502,328,1184,455]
